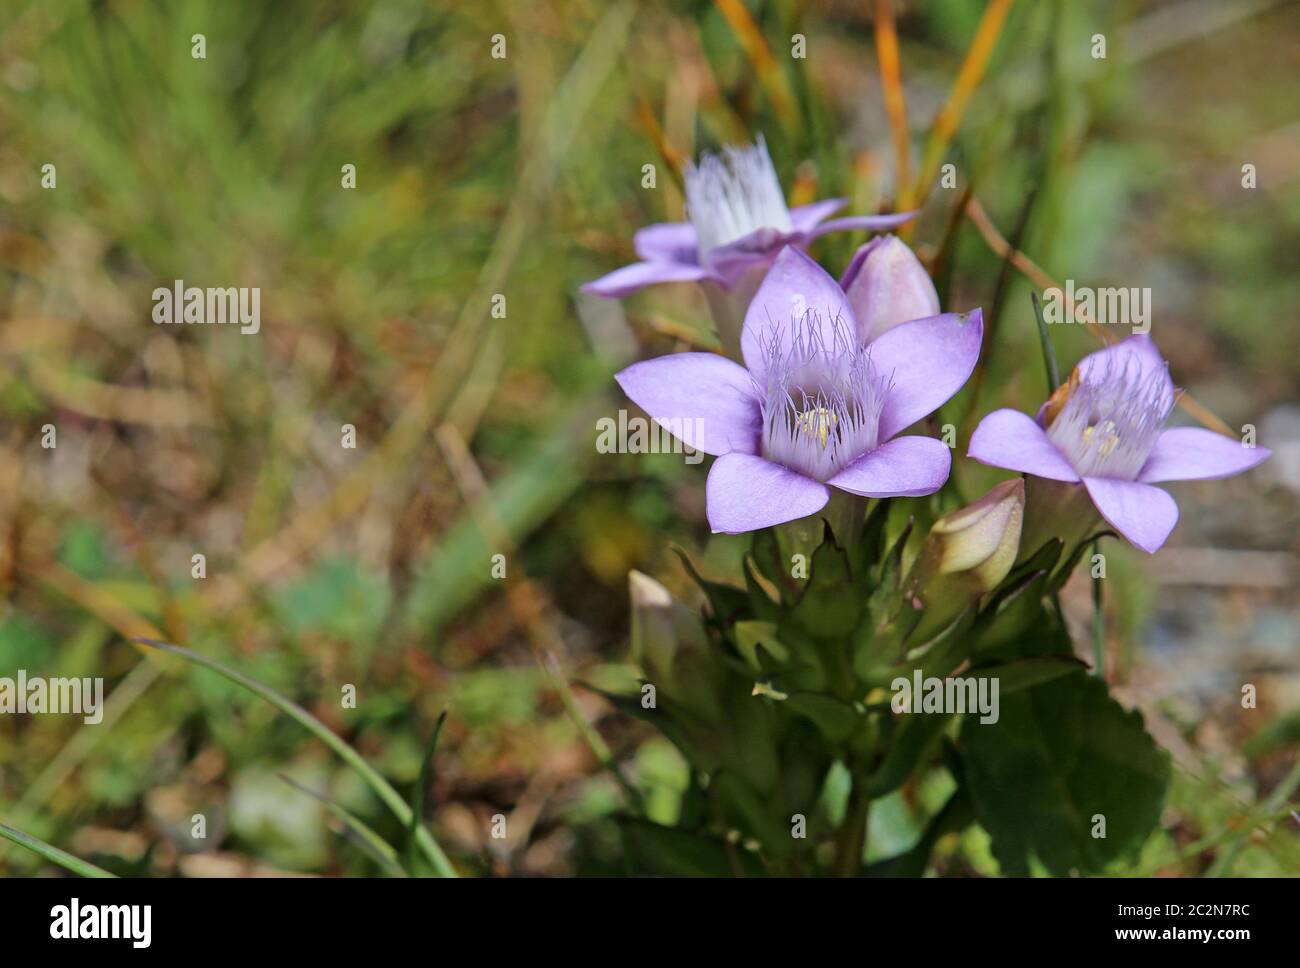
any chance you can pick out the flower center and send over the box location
[1044,360,1173,480]
[795,405,838,448]
[684,136,792,257]
[759,313,886,482]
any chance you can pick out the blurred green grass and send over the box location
[0,0,1296,876]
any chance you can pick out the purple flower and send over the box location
[614,246,984,534]
[582,137,915,299]
[967,334,1271,553]
[840,234,940,342]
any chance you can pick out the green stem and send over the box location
[823,490,868,551]
[834,778,870,877]
[702,272,762,363]
[1016,476,1100,568]
[1091,539,1104,678]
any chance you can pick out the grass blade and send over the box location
[0,822,116,878]
[134,638,457,877]
[1030,291,1061,394]
[278,774,407,878]
[407,710,447,874]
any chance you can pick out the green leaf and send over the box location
[741,555,784,623]
[783,691,861,745]
[0,822,116,878]
[853,498,892,577]
[1047,529,1116,594]
[712,772,796,857]
[972,655,1089,695]
[973,572,1072,662]
[407,710,447,874]
[618,818,764,876]
[750,529,799,605]
[671,547,750,632]
[790,526,859,638]
[863,712,953,799]
[733,620,789,671]
[959,671,1170,875]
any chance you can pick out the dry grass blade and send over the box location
[901,0,1015,219]
[713,0,800,132]
[873,0,911,201]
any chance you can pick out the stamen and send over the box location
[684,136,793,258]
[758,311,887,482]
[1044,356,1175,480]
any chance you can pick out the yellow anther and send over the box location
[795,406,837,448]
[1081,420,1120,458]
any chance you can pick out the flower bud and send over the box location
[905,479,1025,642]
[842,235,940,343]
[928,478,1025,588]
[628,570,712,699]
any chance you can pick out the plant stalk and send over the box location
[834,778,870,877]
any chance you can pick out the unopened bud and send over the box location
[629,570,710,693]
[905,479,1025,642]
[841,235,941,343]
[928,478,1025,588]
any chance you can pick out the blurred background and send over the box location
[0,0,1296,876]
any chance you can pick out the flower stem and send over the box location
[702,270,763,363]
[823,490,868,551]
[1016,476,1099,567]
[1091,539,1105,678]
[834,778,870,877]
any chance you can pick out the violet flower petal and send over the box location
[704,227,790,285]
[840,234,941,344]
[581,260,715,298]
[740,246,854,385]
[1082,476,1179,554]
[615,353,761,457]
[807,210,918,239]
[871,309,984,441]
[633,222,698,264]
[1138,427,1272,483]
[967,408,1082,482]
[827,435,951,498]
[1076,333,1174,411]
[706,452,830,534]
[838,236,886,290]
[787,198,848,233]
